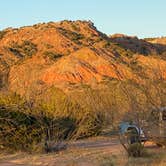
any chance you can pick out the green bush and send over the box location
[74,112,104,139]
[0,106,42,151]
[0,90,105,152]
[0,101,76,152]
[38,87,105,140]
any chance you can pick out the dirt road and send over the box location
[0,136,124,166]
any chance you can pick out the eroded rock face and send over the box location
[0,20,166,97]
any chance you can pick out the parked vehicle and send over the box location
[119,107,166,147]
[119,122,147,144]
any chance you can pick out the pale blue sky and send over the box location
[0,0,165,38]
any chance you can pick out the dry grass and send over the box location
[0,137,165,166]
[99,144,166,166]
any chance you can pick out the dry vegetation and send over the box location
[0,20,166,165]
[0,137,165,166]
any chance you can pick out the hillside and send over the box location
[0,20,166,153]
[145,36,166,45]
[0,20,166,98]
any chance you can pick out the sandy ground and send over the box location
[0,137,165,166]
[0,136,124,166]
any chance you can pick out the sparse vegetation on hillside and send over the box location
[58,27,85,44]
[0,30,7,40]
[8,40,37,58]
[43,51,63,60]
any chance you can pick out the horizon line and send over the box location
[0,19,165,39]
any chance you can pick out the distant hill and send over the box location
[0,20,166,98]
[144,36,166,45]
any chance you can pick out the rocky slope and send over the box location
[145,37,166,45]
[0,20,166,98]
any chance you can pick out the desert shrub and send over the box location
[44,43,54,49]
[140,46,149,55]
[9,44,23,57]
[38,87,105,140]
[70,32,84,41]
[0,93,43,151]
[105,41,131,59]
[127,143,145,157]
[0,94,75,152]
[104,41,111,48]
[43,51,63,60]
[43,116,76,153]
[129,59,143,73]
[22,40,37,56]
[58,27,84,44]
[42,111,104,150]
[0,107,41,151]
[9,40,37,58]
[0,89,105,152]
[0,31,7,40]
[71,23,80,31]
[73,111,104,139]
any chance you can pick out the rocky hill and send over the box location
[0,20,166,151]
[0,20,166,98]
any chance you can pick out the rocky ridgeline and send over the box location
[0,20,165,97]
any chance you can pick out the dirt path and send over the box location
[0,136,124,166]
